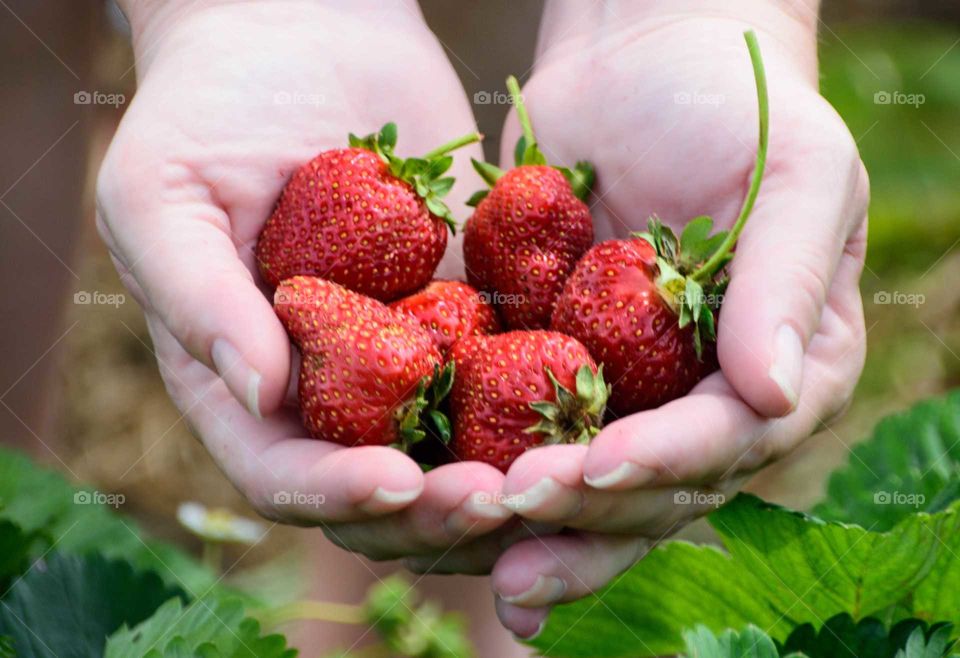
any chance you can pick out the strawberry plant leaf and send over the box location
[786,616,959,658]
[709,494,945,629]
[681,625,790,658]
[531,540,786,657]
[0,446,222,596]
[105,596,296,658]
[0,552,184,658]
[814,390,960,530]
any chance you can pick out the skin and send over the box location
[101,0,868,643]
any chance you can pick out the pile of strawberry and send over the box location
[256,31,769,472]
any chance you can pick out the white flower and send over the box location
[177,502,267,544]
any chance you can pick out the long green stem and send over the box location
[506,75,536,149]
[422,132,482,159]
[259,600,367,629]
[691,29,769,284]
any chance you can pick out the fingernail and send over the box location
[501,575,567,606]
[212,338,262,419]
[768,325,803,410]
[503,478,581,517]
[445,491,512,534]
[512,618,547,641]
[584,461,656,490]
[363,485,423,514]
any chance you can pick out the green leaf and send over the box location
[681,625,785,658]
[105,597,296,658]
[531,492,960,657]
[513,135,527,168]
[709,495,944,628]
[429,177,455,197]
[0,552,184,658]
[520,143,548,166]
[471,158,504,187]
[379,122,398,149]
[531,540,786,657]
[0,446,221,596]
[814,390,960,530]
[465,190,489,207]
[678,216,729,269]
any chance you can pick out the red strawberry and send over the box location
[390,280,502,355]
[274,276,450,448]
[552,30,770,417]
[258,124,480,301]
[551,239,719,416]
[463,76,594,329]
[448,331,608,472]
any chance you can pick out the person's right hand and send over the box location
[97,0,513,562]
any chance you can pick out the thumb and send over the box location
[717,152,867,418]
[118,205,289,418]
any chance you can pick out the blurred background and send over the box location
[0,0,958,654]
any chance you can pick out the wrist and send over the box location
[117,0,424,76]
[538,0,819,85]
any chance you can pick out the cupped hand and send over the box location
[433,6,867,637]
[97,0,511,563]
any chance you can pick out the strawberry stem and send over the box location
[691,29,769,284]
[422,132,483,159]
[506,75,537,152]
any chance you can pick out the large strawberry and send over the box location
[551,30,769,417]
[390,280,502,355]
[463,76,595,329]
[258,124,480,301]
[274,276,451,448]
[448,331,608,472]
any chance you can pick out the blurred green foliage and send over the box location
[820,23,960,274]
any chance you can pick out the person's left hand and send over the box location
[406,7,869,639]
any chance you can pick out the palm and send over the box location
[99,1,487,523]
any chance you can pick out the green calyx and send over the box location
[349,123,481,233]
[525,365,610,445]
[634,29,769,360]
[394,361,455,452]
[466,76,596,207]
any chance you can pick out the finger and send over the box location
[494,596,549,641]
[318,462,512,561]
[500,445,588,522]
[144,314,424,523]
[719,119,868,417]
[491,532,649,608]
[99,187,289,418]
